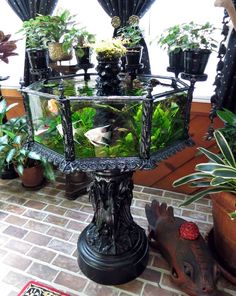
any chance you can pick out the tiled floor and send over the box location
[0,177,235,296]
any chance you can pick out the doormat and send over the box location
[18,280,70,296]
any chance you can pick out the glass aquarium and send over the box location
[24,74,189,160]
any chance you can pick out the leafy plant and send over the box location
[73,27,96,58]
[94,38,127,59]
[216,108,236,155]
[0,31,18,63]
[0,99,55,181]
[20,9,78,53]
[18,15,48,49]
[156,21,218,53]
[173,130,236,218]
[117,24,143,48]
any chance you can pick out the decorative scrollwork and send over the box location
[86,171,143,255]
[111,16,121,28]
[128,15,140,25]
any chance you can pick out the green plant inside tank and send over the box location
[33,91,186,159]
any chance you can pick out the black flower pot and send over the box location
[183,49,211,75]
[125,46,143,66]
[75,46,92,66]
[167,50,184,77]
[0,162,18,180]
[27,48,49,71]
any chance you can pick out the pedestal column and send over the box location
[78,170,149,285]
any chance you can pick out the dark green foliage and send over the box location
[217,108,236,156]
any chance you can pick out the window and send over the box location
[0,0,225,100]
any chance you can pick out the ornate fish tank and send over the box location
[21,72,193,285]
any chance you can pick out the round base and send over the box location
[78,225,149,285]
[207,228,236,285]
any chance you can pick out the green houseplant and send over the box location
[117,24,144,66]
[73,27,96,65]
[27,9,79,62]
[173,130,236,280]
[216,108,236,156]
[19,15,50,70]
[94,38,127,59]
[0,99,55,187]
[157,21,218,75]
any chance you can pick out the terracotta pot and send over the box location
[21,164,44,188]
[48,42,72,62]
[211,192,236,274]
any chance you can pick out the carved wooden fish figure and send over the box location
[145,200,231,296]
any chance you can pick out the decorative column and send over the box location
[78,170,149,285]
[96,56,122,96]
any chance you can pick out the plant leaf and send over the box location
[173,172,211,187]
[16,164,24,175]
[196,163,231,173]
[198,147,225,164]
[6,148,16,163]
[214,130,236,167]
[180,187,235,207]
[213,168,236,179]
[229,211,236,219]
[6,102,18,112]
[28,151,41,160]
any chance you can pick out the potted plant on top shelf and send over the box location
[117,24,144,67]
[73,27,96,66]
[156,21,218,76]
[23,9,79,62]
[94,38,127,95]
[18,15,50,71]
[173,129,236,284]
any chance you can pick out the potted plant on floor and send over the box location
[0,99,55,188]
[156,21,218,76]
[173,130,236,283]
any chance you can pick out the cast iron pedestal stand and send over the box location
[78,170,149,285]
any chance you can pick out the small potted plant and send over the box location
[155,24,184,77]
[0,99,55,188]
[117,24,144,66]
[173,130,236,282]
[73,27,96,66]
[94,38,127,95]
[18,15,50,70]
[28,9,78,62]
[157,21,218,75]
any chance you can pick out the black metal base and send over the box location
[78,225,148,285]
[77,170,149,285]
